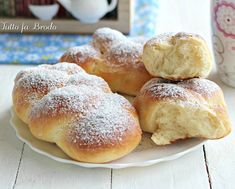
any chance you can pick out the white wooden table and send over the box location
[0,0,234,188]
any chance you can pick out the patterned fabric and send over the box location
[0,0,158,64]
[131,0,158,36]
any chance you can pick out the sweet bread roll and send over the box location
[60,27,152,96]
[12,62,105,124]
[143,33,212,80]
[29,85,141,163]
[13,63,142,163]
[134,78,231,145]
[13,65,70,124]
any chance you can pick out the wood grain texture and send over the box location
[14,146,111,189]
[0,65,29,189]
[204,73,235,189]
[112,149,210,189]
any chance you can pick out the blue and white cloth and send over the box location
[0,0,158,64]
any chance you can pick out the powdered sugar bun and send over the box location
[28,84,141,163]
[13,63,142,163]
[60,27,153,96]
[13,63,87,124]
[13,68,70,124]
[134,78,231,145]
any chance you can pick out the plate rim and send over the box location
[9,108,207,169]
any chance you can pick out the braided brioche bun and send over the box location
[60,27,152,96]
[134,78,231,145]
[12,63,142,163]
[143,33,212,80]
[12,63,85,124]
[29,85,141,163]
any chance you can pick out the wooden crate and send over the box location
[0,0,132,34]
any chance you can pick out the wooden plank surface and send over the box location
[204,73,235,189]
[113,149,210,189]
[0,66,29,189]
[14,146,111,189]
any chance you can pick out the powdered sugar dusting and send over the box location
[15,68,69,94]
[14,68,69,105]
[104,42,143,66]
[141,78,220,107]
[14,63,94,105]
[93,27,126,46]
[29,85,104,119]
[147,32,203,47]
[147,33,175,46]
[64,45,100,62]
[142,79,191,100]
[67,93,136,148]
[67,73,110,93]
[142,81,204,108]
[61,27,146,70]
[39,62,85,74]
[179,78,220,96]
[129,36,149,45]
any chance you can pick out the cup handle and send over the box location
[107,0,118,13]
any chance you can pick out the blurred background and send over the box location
[0,0,211,65]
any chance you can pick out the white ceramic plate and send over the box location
[10,109,206,169]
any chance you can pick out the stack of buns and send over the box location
[134,32,231,145]
[61,28,231,145]
[12,28,231,163]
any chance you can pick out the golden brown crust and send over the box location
[60,27,153,96]
[134,78,231,145]
[12,66,72,124]
[13,63,142,163]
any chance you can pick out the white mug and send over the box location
[58,0,118,23]
[211,0,235,87]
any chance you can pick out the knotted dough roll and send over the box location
[134,78,231,145]
[60,27,152,96]
[12,63,85,124]
[12,62,142,163]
